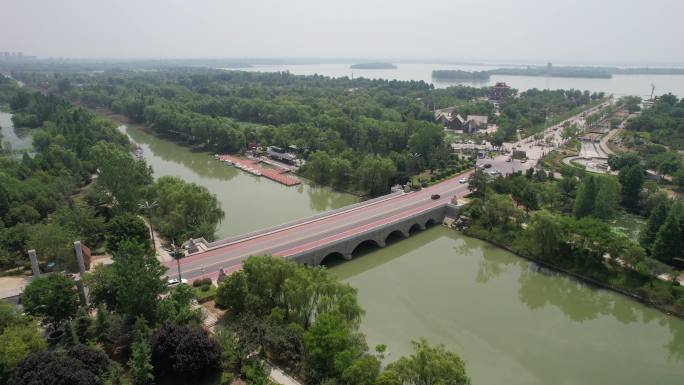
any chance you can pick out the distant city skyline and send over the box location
[2,0,683,64]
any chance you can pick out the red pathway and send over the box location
[217,155,300,186]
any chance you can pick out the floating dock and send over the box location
[216,155,301,186]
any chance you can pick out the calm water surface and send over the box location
[0,111,33,153]
[230,63,684,97]
[330,227,684,385]
[119,123,359,238]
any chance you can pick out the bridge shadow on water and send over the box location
[320,221,441,270]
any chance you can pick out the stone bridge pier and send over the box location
[290,205,449,266]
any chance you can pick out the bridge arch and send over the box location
[350,239,384,256]
[408,223,426,234]
[320,252,350,266]
[425,218,437,228]
[385,229,409,244]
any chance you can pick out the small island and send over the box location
[432,70,491,80]
[350,62,398,69]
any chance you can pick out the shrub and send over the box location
[193,278,212,287]
[241,358,269,385]
[66,345,111,376]
[151,323,222,379]
[10,351,99,385]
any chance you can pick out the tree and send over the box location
[0,322,46,382]
[110,241,167,321]
[640,199,670,250]
[22,273,79,328]
[91,142,152,212]
[9,351,98,385]
[149,176,224,243]
[172,328,222,378]
[66,345,111,377]
[574,175,597,218]
[215,270,249,314]
[307,151,334,185]
[357,156,397,196]
[619,164,644,209]
[526,210,564,259]
[384,338,470,385]
[608,152,641,171]
[129,339,154,385]
[651,202,684,265]
[74,307,92,344]
[28,223,79,271]
[593,177,620,219]
[51,203,105,248]
[303,313,364,383]
[84,264,119,311]
[150,323,222,379]
[106,213,150,252]
[467,168,488,197]
[341,354,381,385]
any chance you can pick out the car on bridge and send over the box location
[431,194,441,200]
[459,178,467,184]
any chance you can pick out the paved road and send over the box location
[476,101,613,175]
[167,173,473,281]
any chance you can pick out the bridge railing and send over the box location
[195,191,405,251]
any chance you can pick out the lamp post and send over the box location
[139,200,158,253]
[171,241,184,282]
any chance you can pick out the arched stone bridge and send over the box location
[170,175,470,282]
[289,205,448,266]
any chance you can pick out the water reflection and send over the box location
[120,122,358,238]
[330,227,684,384]
[121,124,239,182]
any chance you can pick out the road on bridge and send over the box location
[165,174,473,282]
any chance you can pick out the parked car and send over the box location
[167,277,188,286]
[483,163,492,168]
[431,194,441,200]
[521,158,527,163]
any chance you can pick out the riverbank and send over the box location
[461,226,684,319]
[331,226,684,385]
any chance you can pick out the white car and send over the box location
[459,178,467,184]
[167,277,188,286]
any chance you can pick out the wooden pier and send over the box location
[216,155,301,186]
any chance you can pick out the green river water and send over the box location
[117,122,684,384]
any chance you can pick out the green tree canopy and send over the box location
[149,176,224,243]
[22,273,79,328]
[384,338,470,385]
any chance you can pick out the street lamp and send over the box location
[139,200,158,253]
[171,241,185,282]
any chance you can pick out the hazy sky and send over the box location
[1,0,682,64]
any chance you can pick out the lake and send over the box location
[227,62,684,97]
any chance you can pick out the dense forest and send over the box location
[0,81,224,270]
[626,93,684,151]
[10,68,600,195]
